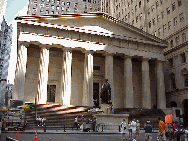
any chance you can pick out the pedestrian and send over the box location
[131,119,137,141]
[94,118,98,132]
[42,117,46,126]
[165,123,170,141]
[120,119,127,140]
[136,120,140,141]
[72,116,78,130]
[36,116,39,126]
[128,120,132,140]
[157,117,166,141]
[144,120,152,141]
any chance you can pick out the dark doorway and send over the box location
[93,83,99,108]
[182,99,188,128]
[170,101,177,107]
[47,85,56,102]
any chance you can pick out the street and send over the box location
[1,132,159,141]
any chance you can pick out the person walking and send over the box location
[136,120,140,141]
[144,120,152,141]
[131,119,137,141]
[72,116,78,130]
[120,119,127,140]
[128,121,132,140]
[157,117,166,141]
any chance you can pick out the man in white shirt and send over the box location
[131,119,137,141]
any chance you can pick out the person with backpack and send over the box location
[144,120,152,141]
[157,117,166,141]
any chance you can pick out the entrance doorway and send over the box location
[182,99,188,128]
[93,83,99,108]
[47,85,56,102]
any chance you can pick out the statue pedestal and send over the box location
[100,104,112,114]
[93,113,129,130]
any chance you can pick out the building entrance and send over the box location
[93,83,99,108]
[47,85,56,102]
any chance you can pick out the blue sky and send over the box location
[5,0,28,25]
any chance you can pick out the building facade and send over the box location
[27,0,101,15]
[0,18,12,107]
[14,13,167,110]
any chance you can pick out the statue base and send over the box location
[100,104,112,114]
[93,113,129,130]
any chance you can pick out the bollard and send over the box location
[44,122,46,132]
[119,125,121,132]
[16,131,19,140]
[64,124,66,132]
[34,131,37,141]
[101,125,103,132]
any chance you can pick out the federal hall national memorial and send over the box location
[13,13,168,110]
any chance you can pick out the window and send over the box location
[46,4,49,8]
[62,7,64,11]
[131,9,134,14]
[93,66,100,70]
[51,5,54,9]
[140,13,142,20]
[135,5,137,11]
[167,7,170,15]
[174,17,177,26]
[181,53,186,63]
[62,1,65,5]
[57,0,60,4]
[85,5,87,9]
[33,8,37,13]
[157,15,160,22]
[140,26,143,30]
[51,11,54,14]
[154,31,156,36]
[74,3,78,7]
[93,0,96,3]
[172,2,176,11]
[170,40,173,47]
[46,0,50,2]
[178,0,182,7]
[128,2,130,7]
[128,12,130,18]
[156,1,159,8]
[41,0,45,1]
[125,15,127,21]
[66,7,70,12]
[180,13,184,22]
[41,4,44,7]
[161,11,164,19]
[160,0,163,4]
[163,24,166,32]
[67,2,70,6]
[52,0,55,3]
[132,20,134,25]
[176,36,180,45]
[184,74,188,87]
[168,21,171,30]
[152,18,155,25]
[151,5,154,12]
[182,33,186,42]
[147,0,149,3]
[88,0,91,3]
[40,9,44,13]
[158,28,161,36]
[33,2,37,7]
[170,73,176,90]
[139,1,141,8]
[56,11,59,14]
[149,21,151,28]
[56,6,59,10]
[148,8,150,15]
[45,10,49,14]
[136,16,138,23]
[169,58,174,68]
[131,0,133,4]
[122,9,123,14]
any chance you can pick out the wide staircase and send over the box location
[25,103,93,130]
[114,108,165,130]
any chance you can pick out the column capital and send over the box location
[39,44,51,50]
[105,52,114,57]
[18,41,30,48]
[142,57,150,61]
[62,47,72,52]
[124,55,132,59]
[83,50,93,54]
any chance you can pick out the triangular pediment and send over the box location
[15,13,167,46]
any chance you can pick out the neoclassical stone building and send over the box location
[13,13,168,109]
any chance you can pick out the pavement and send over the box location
[2,129,159,134]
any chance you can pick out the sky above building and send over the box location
[4,0,28,84]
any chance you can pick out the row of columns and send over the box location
[15,41,166,109]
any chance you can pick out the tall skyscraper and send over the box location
[0,0,7,23]
[0,17,12,107]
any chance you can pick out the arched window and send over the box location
[169,73,176,90]
[181,68,188,87]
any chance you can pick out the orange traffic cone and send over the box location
[16,131,19,140]
[34,131,37,141]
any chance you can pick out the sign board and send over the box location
[165,114,172,123]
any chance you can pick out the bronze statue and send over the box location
[100,79,111,104]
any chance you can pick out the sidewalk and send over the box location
[2,129,159,134]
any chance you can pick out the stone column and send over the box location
[61,48,72,106]
[12,41,28,102]
[37,45,50,104]
[105,53,114,106]
[124,56,134,108]
[82,51,93,106]
[142,58,151,109]
[156,60,166,109]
